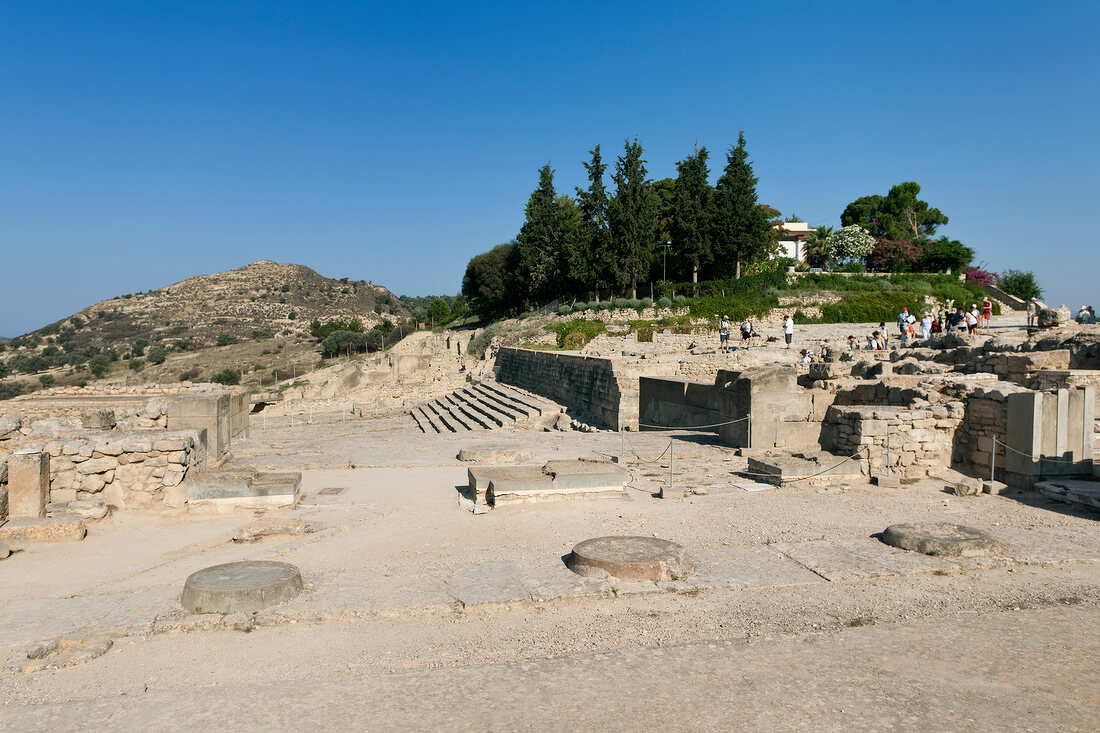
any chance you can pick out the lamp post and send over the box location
[661,241,671,282]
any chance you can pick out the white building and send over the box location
[775,221,815,261]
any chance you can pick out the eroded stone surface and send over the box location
[881,522,1000,557]
[181,561,303,614]
[567,536,692,582]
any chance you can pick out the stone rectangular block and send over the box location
[8,449,50,519]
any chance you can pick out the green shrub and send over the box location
[673,295,687,304]
[211,368,241,386]
[251,328,274,340]
[613,298,629,309]
[999,269,1043,300]
[573,302,589,312]
[466,324,500,358]
[0,381,24,400]
[627,298,642,309]
[549,319,606,348]
[128,358,144,371]
[38,374,55,387]
[764,287,781,298]
[597,301,611,311]
[89,354,110,378]
[216,333,237,346]
[146,345,168,365]
[558,306,572,316]
[815,291,923,324]
[657,297,672,308]
[131,338,148,357]
[178,368,201,382]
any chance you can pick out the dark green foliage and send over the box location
[466,324,500,358]
[548,319,606,348]
[516,164,566,303]
[89,354,110,378]
[216,333,237,346]
[426,297,452,326]
[287,311,297,320]
[128,358,143,371]
[918,237,973,272]
[462,243,521,319]
[712,132,772,277]
[607,138,660,297]
[573,145,614,299]
[815,292,923,324]
[178,368,201,382]
[211,368,241,385]
[841,182,948,240]
[146,345,168,365]
[70,316,84,330]
[999,269,1043,300]
[670,146,714,282]
[0,381,23,400]
[309,319,362,340]
[38,374,55,387]
[321,330,367,357]
[251,328,274,340]
[131,338,148,357]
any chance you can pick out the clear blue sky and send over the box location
[2,1,1097,336]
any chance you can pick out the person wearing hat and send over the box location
[1076,305,1091,325]
[1026,297,1039,327]
[897,307,909,337]
[718,315,731,353]
[783,313,795,349]
[982,297,993,327]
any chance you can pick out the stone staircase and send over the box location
[410,381,562,433]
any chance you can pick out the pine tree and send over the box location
[670,146,714,283]
[573,145,613,300]
[712,132,771,279]
[516,164,563,304]
[607,138,659,298]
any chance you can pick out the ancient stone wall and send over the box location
[823,403,965,477]
[638,377,720,431]
[495,348,678,429]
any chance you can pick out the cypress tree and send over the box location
[670,146,714,283]
[607,138,659,298]
[516,164,563,304]
[712,132,771,279]
[574,145,613,300]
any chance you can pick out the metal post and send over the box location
[620,423,624,460]
[746,414,752,449]
[669,439,674,494]
[991,435,996,483]
[886,431,891,475]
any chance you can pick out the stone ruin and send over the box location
[490,321,1100,502]
[0,384,263,541]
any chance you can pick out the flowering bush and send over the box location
[964,268,998,288]
[826,225,875,264]
[869,238,924,272]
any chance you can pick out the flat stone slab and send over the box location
[747,452,862,485]
[181,561,303,613]
[778,538,957,581]
[687,546,826,589]
[447,561,531,606]
[185,470,301,508]
[488,483,624,506]
[1035,479,1100,510]
[567,536,692,582]
[881,523,1001,558]
[466,466,548,503]
[0,518,87,545]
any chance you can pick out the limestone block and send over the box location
[76,457,118,475]
[953,478,983,496]
[94,441,124,456]
[50,488,78,503]
[166,450,187,464]
[80,408,116,430]
[45,441,62,457]
[102,469,115,483]
[146,456,168,467]
[153,438,187,452]
[51,471,75,491]
[127,452,149,463]
[62,442,82,455]
[858,419,888,437]
[163,468,185,487]
[899,451,916,466]
[8,449,50,519]
[52,457,75,472]
[151,467,166,479]
[0,414,21,440]
[121,439,152,453]
[82,474,106,493]
[101,482,126,510]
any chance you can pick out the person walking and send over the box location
[740,318,753,347]
[1026,298,1039,327]
[897,307,910,337]
[920,312,932,340]
[982,298,993,327]
[718,315,731,353]
[783,314,794,349]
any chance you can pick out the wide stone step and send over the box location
[467,385,529,421]
[473,382,553,418]
[441,394,484,431]
[411,406,439,433]
[455,389,514,427]
[469,460,628,508]
[438,395,476,431]
[425,401,458,432]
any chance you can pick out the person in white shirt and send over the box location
[783,314,794,349]
[740,319,753,347]
[920,313,932,340]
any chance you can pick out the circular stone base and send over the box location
[567,536,692,582]
[881,522,1000,557]
[181,561,303,614]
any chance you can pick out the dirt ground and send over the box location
[2,313,1099,731]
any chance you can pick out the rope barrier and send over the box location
[732,446,872,482]
[994,437,1083,463]
[623,435,673,464]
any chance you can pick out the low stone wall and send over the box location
[31,429,205,509]
[823,403,965,477]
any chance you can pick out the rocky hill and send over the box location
[29,260,411,347]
